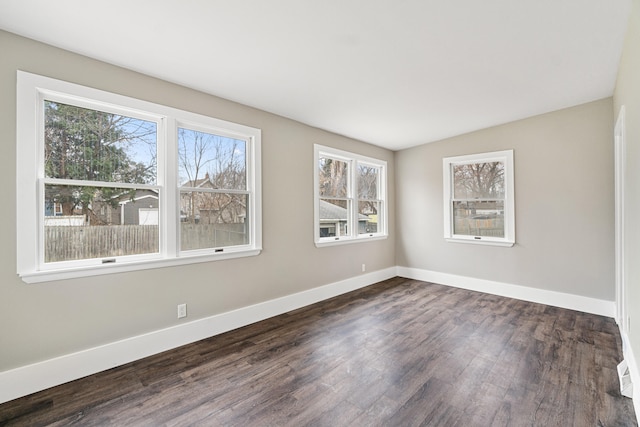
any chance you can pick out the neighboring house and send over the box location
[319,199,373,237]
[45,178,243,227]
[44,201,85,226]
[44,191,159,226]
[180,172,215,223]
[180,173,246,224]
[118,190,160,225]
[181,174,213,190]
[90,189,159,225]
[44,201,64,217]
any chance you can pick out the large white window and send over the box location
[314,145,387,247]
[17,71,261,283]
[443,150,514,247]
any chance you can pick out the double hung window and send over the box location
[177,126,251,252]
[314,145,387,246]
[17,72,261,282]
[443,150,514,246]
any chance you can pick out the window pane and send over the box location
[358,165,378,199]
[453,162,504,199]
[453,200,505,237]
[180,191,249,250]
[319,198,350,237]
[44,101,157,184]
[318,157,348,197]
[178,128,246,191]
[358,200,380,234]
[44,184,159,262]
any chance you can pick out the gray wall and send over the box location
[614,0,640,378]
[396,98,615,300]
[0,30,396,371]
[0,22,627,379]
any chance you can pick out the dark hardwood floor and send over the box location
[0,277,636,426]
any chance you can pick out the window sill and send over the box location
[18,249,262,284]
[315,234,388,248]
[445,237,514,247]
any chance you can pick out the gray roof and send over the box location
[180,176,213,189]
[319,200,368,221]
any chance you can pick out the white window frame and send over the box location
[443,150,515,247]
[314,144,387,247]
[17,71,262,283]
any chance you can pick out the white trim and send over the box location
[444,238,514,247]
[1,266,625,404]
[16,71,262,282]
[443,150,515,247]
[315,234,388,248]
[397,267,614,317]
[615,106,628,331]
[20,249,263,284]
[0,267,397,404]
[313,144,388,247]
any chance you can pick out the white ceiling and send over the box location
[0,0,631,150]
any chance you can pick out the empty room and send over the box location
[0,0,639,425]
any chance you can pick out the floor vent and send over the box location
[618,360,634,399]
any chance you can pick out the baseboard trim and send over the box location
[397,267,615,317]
[0,267,397,404]
[0,266,621,405]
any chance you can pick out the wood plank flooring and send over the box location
[0,277,637,426]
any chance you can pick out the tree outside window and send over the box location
[314,145,387,246]
[443,150,515,247]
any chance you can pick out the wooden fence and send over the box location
[454,218,505,237]
[45,224,247,262]
[180,223,248,251]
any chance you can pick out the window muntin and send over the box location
[452,161,505,238]
[357,164,382,236]
[318,156,351,239]
[443,150,514,246]
[177,127,251,252]
[314,145,387,246]
[17,71,261,282]
[42,99,161,265]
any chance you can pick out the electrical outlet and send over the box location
[362,264,366,272]
[177,303,187,319]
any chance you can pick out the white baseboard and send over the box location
[0,267,397,404]
[0,266,622,406]
[620,330,640,423]
[396,267,615,317]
